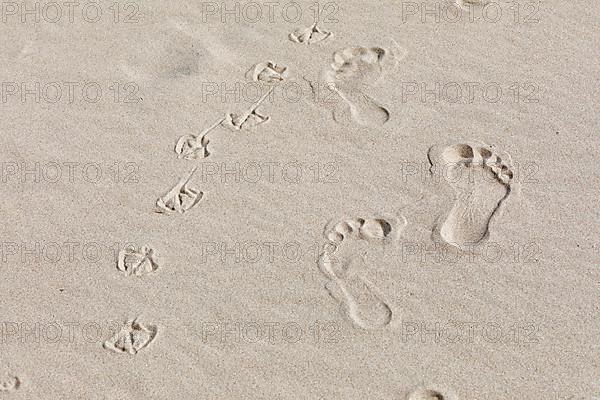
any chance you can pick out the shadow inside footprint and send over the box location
[407,388,447,400]
[0,376,20,392]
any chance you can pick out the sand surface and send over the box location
[0,0,599,399]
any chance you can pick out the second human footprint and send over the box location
[318,215,406,330]
[322,42,404,127]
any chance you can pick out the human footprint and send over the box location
[317,214,405,330]
[428,142,514,249]
[322,44,404,127]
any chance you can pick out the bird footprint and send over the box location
[117,245,159,276]
[223,88,273,130]
[155,167,203,214]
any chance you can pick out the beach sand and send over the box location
[0,0,599,398]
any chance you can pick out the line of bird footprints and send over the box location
[166,42,405,212]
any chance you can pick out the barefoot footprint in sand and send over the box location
[103,318,158,355]
[428,142,513,249]
[322,43,404,127]
[318,216,405,330]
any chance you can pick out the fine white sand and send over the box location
[0,0,599,398]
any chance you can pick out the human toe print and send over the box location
[326,46,387,89]
[324,216,404,246]
[404,385,459,400]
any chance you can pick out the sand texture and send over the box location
[0,0,599,399]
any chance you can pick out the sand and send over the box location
[0,0,599,399]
